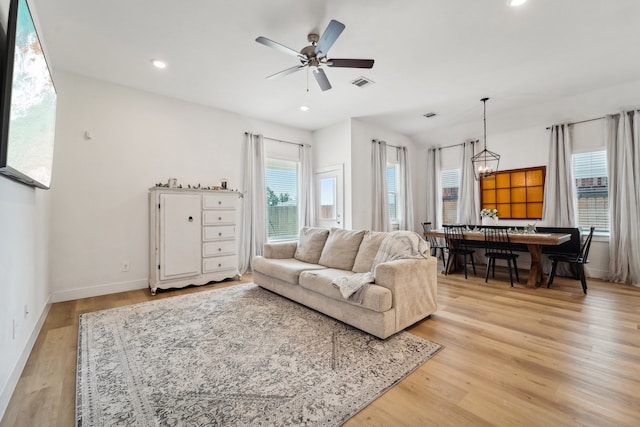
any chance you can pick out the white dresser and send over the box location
[148,187,241,295]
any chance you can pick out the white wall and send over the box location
[312,120,351,228]
[0,0,52,419]
[350,118,420,231]
[49,71,312,302]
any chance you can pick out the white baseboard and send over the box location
[51,278,149,303]
[0,299,51,422]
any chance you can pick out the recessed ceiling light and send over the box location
[151,59,167,69]
[300,105,309,112]
[508,0,527,6]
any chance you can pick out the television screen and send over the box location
[0,0,56,189]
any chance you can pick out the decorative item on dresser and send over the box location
[148,187,241,295]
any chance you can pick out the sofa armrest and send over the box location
[263,241,298,259]
[373,256,438,330]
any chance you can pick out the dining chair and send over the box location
[422,222,447,268]
[547,226,595,294]
[483,226,520,287]
[443,224,476,279]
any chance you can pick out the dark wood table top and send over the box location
[424,229,571,246]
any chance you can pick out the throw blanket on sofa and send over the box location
[332,272,375,304]
[372,231,429,269]
[332,231,429,304]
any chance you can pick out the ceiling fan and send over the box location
[256,19,374,91]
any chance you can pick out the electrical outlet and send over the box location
[121,261,130,272]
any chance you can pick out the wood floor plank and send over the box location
[2,272,640,426]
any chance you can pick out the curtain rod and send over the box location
[545,116,605,130]
[244,132,307,147]
[428,139,478,152]
[371,139,401,149]
[546,109,640,130]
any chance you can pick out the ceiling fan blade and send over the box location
[266,65,306,80]
[327,58,375,68]
[256,36,305,60]
[313,68,332,91]
[314,19,345,58]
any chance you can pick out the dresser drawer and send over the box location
[203,241,236,257]
[203,225,235,241]
[203,194,236,209]
[203,210,236,225]
[203,255,237,273]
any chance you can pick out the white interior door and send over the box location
[315,164,344,229]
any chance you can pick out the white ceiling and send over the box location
[32,0,640,146]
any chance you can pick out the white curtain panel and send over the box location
[298,144,314,228]
[458,141,480,224]
[238,133,266,274]
[425,148,442,228]
[371,140,390,231]
[398,146,415,231]
[606,111,640,285]
[542,124,577,226]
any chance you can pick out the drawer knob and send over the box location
[218,263,222,267]
[218,217,222,221]
[218,232,222,236]
[218,248,222,251]
[218,201,222,205]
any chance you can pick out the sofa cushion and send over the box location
[252,256,327,285]
[294,227,330,264]
[352,231,388,273]
[318,228,366,270]
[299,268,392,312]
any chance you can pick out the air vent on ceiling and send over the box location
[423,112,437,118]
[351,76,374,88]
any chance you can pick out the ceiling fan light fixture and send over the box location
[471,97,500,181]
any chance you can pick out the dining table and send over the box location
[423,229,571,288]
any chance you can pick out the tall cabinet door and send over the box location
[160,193,202,280]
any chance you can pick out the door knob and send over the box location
[188,216,193,222]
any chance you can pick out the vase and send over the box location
[482,216,498,226]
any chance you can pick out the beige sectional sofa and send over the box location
[252,227,438,339]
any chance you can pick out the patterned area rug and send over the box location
[76,283,442,426]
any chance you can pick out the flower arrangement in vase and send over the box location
[481,208,499,225]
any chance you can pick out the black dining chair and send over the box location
[443,225,476,279]
[483,226,520,287]
[422,222,447,268]
[547,226,595,294]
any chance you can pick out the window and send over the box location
[441,169,460,224]
[387,162,399,224]
[265,157,299,240]
[573,150,608,232]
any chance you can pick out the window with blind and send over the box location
[265,157,299,240]
[387,163,399,223]
[572,150,608,232]
[441,168,460,224]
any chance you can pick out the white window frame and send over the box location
[572,149,609,234]
[441,168,460,225]
[386,161,400,226]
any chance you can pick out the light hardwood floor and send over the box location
[2,270,639,426]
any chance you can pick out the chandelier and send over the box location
[471,97,500,180]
